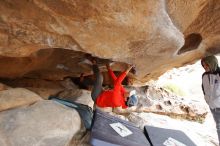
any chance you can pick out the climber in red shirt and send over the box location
[89,57,138,113]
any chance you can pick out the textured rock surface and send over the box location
[0,0,219,82]
[132,85,208,122]
[0,83,11,91]
[0,100,81,146]
[0,88,42,111]
[1,78,65,99]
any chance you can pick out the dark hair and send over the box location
[201,55,219,72]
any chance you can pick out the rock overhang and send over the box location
[0,0,219,83]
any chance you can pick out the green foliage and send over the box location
[163,83,186,96]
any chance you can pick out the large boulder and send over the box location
[0,0,219,82]
[0,0,218,82]
[0,100,81,146]
[134,85,208,122]
[0,88,42,112]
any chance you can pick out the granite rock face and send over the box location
[0,88,42,111]
[0,100,81,146]
[0,0,219,82]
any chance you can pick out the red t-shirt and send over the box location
[96,69,128,108]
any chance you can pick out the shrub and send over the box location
[163,83,185,96]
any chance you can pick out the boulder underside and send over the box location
[0,0,219,83]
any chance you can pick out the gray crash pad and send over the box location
[144,125,196,146]
[90,110,151,146]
